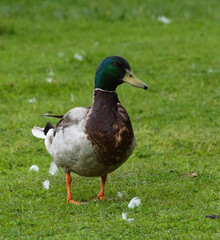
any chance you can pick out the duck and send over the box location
[32,56,147,205]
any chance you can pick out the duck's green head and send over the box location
[95,56,147,91]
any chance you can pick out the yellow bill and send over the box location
[123,69,148,89]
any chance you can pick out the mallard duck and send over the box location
[32,56,147,204]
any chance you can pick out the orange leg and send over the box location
[65,173,81,205]
[95,175,108,200]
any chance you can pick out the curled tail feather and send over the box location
[32,122,54,139]
[31,127,45,139]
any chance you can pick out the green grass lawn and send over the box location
[0,0,219,239]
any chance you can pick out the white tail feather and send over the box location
[32,127,45,139]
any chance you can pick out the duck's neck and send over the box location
[92,89,120,109]
[86,89,121,135]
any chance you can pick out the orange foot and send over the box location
[68,199,82,205]
[94,194,109,201]
[66,173,88,205]
[68,199,88,205]
[94,175,109,201]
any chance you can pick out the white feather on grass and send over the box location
[128,197,141,209]
[49,162,58,175]
[28,97,37,103]
[58,52,64,58]
[29,165,39,172]
[117,191,124,197]
[42,180,50,190]
[74,53,83,61]
[122,212,134,222]
[46,77,52,83]
[157,15,171,24]
[70,93,74,102]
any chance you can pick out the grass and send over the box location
[0,0,219,239]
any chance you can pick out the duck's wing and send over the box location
[32,107,91,139]
[53,106,91,136]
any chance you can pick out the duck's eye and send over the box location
[129,74,132,77]
[112,62,119,67]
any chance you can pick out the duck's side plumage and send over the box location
[45,107,97,176]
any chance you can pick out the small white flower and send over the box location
[74,53,83,61]
[28,98,37,103]
[208,69,213,73]
[128,197,141,209]
[29,165,39,172]
[42,180,50,190]
[49,162,58,175]
[122,212,134,222]
[157,15,171,24]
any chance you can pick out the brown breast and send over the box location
[85,89,135,169]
